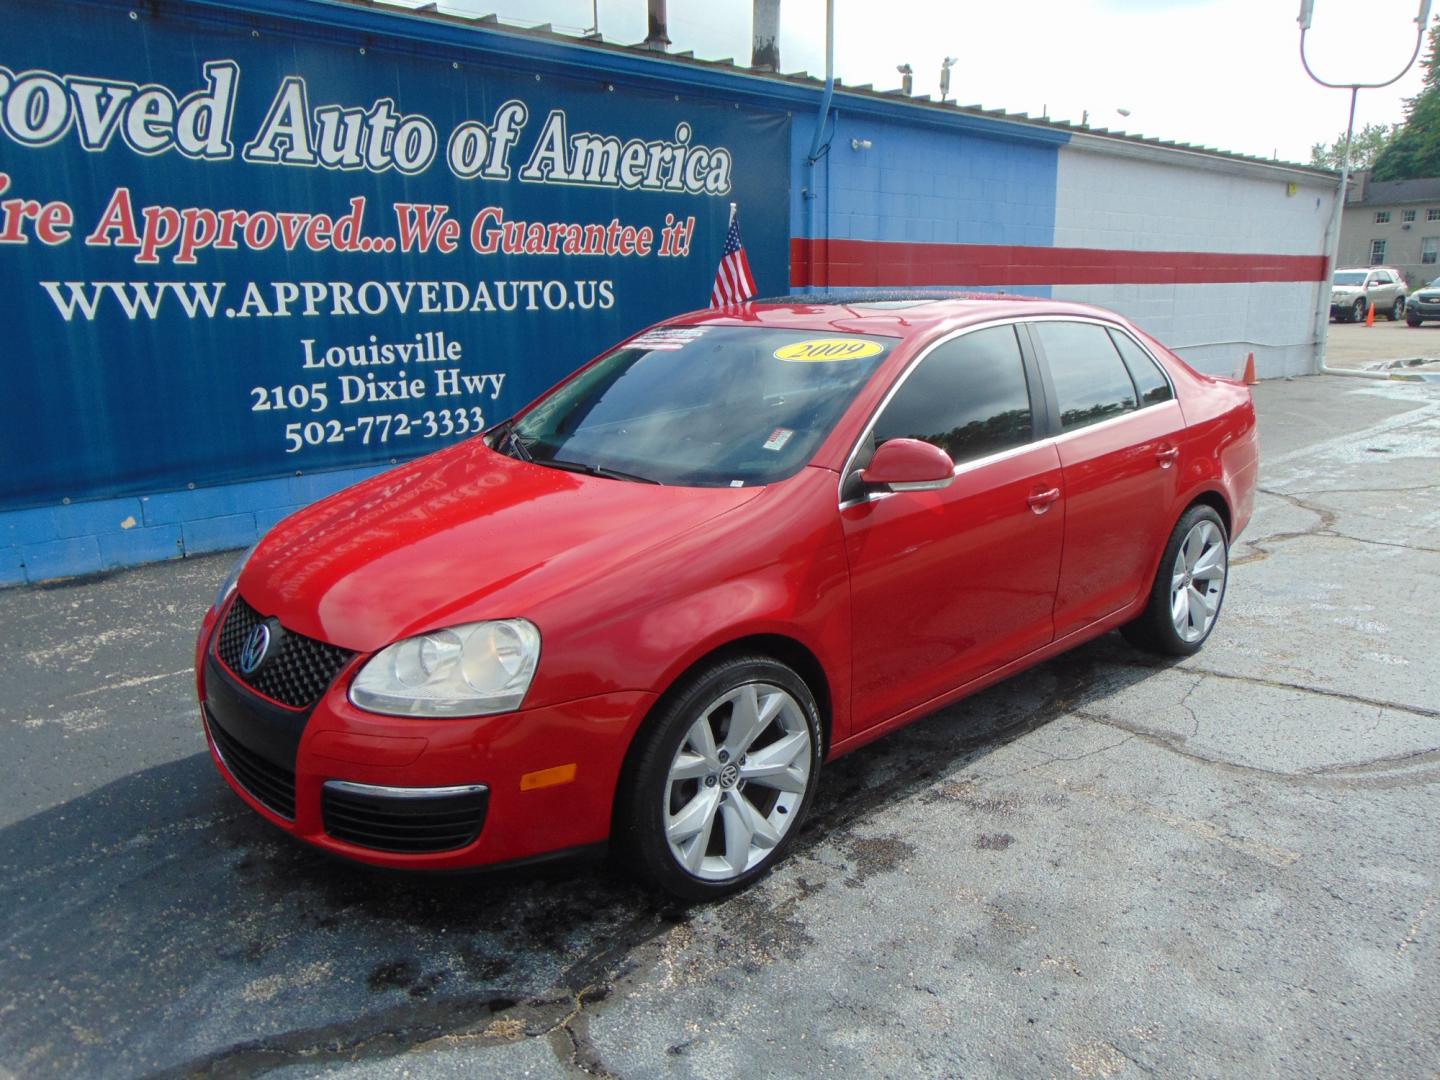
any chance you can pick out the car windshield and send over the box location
[1428,278,1440,288]
[1333,272,1367,286]
[503,326,895,487]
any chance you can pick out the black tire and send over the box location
[615,654,823,900]
[1120,504,1229,657]
[1408,313,1423,327]
[1351,298,1367,323]
[1389,298,1405,321]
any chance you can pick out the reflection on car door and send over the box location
[1028,321,1184,638]
[841,324,1064,731]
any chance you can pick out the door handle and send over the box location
[1156,446,1179,468]
[1027,487,1061,513]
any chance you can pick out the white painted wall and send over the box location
[1052,143,1337,378]
[1056,281,1324,378]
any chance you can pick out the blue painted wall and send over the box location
[790,111,1060,247]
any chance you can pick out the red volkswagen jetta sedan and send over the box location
[195,295,1256,899]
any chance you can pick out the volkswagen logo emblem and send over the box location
[238,623,272,675]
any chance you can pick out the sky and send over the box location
[390,0,1436,165]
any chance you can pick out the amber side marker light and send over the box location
[519,763,578,791]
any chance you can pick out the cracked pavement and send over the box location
[2,375,1438,1078]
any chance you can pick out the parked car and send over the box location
[195,295,1258,899]
[1406,277,1440,326]
[1330,267,1407,322]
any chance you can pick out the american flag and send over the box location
[710,204,757,308]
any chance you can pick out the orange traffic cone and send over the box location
[1366,302,1376,327]
[1242,352,1257,385]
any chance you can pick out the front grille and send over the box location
[323,783,489,853]
[207,707,296,819]
[216,596,354,709]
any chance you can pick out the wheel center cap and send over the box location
[718,763,740,788]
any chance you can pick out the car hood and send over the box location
[237,440,762,652]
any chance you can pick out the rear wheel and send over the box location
[1389,298,1405,321]
[1121,505,1229,657]
[617,655,822,900]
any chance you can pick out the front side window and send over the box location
[508,327,894,487]
[871,325,1033,467]
[1370,239,1387,265]
[1032,321,1139,432]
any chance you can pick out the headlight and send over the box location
[213,542,258,611]
[349,619,541,717]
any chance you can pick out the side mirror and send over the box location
[857,438,955,492]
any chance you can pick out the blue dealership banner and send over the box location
[0,0,790,510]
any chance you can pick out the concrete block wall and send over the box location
[1051,146,1336,378]
[790,113,1059,252]
[0,466,387,586]
[787,109,1333,386]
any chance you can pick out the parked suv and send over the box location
[1405,276,1440,325]
[1330,267,1407,322]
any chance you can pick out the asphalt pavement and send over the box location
[2,374,1438,1079]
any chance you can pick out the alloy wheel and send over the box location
[662,682,812,881]
[1170,519,1227,643]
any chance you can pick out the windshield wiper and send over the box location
[489,419,534,462]
[539,458,662,485]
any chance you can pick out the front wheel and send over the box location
[1408,313,1423,327]
[616,655,822,900]
[1121,505,1229,657]
[1389,298,1405,321]
[1351,298,1367,323]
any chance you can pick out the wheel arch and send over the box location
[1185,488,1233,539]
[609,632,834,839]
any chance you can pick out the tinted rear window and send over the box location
[1108,330,1173,406]
[1032,321,1138,432]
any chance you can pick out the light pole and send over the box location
[1299,0,1432,377]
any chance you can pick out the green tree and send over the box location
[1310,123,1396,170]
[1372,20,1440,180]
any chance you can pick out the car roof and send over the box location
[663,291,1133,339]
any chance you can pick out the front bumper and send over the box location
[1330,295,1364,316]
[194,600,655,870]
[1408,294,1440,318]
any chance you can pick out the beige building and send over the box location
[1340,172,1440,288]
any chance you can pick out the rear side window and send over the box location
[1032,321,1138,432]
[872,325,1032,466]
[1108,330,1173,406]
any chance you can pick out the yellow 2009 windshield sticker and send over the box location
[773,338,885,363]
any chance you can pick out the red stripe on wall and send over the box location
[790,238,1329,289]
